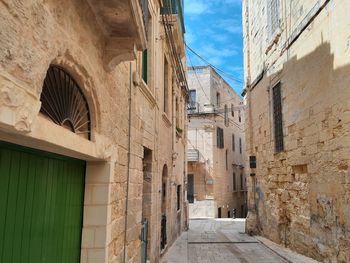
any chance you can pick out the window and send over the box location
[216,92,220,107]
[141,11,152,84]
[267,0,280,39]
[187,174,194,203]
[233,172,236,191]
[188,89,196,110]
[163,57,169,114]
[238,110,241,122]
[142,49,148,83]
[189,90,196,103]
[224,104,228,126]
[240,173,243,190]
[231,104,234,117]
[239,138,242,154]
[217,127,224,148]
[177,185,181,211]
[225,150,228,170]
[232,134,235,152]
[273,82,284,152]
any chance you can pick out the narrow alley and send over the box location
[0,0,349,262]
[161,219,320,263]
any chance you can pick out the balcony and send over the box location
[160,0,186,56]
[187,102,199,114]
[87,0,147,71]
[187,103,218,115]
[161,0,185,34]
[187,149,199,162]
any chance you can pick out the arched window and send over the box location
[40,65,91,139]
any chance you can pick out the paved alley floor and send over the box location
[161,219,320,263]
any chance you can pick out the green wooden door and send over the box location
[0,142,85,263]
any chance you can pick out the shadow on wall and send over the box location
[251,42,350,262]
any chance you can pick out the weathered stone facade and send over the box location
[0,0,187,262]
[187,66,247,219]
[243,0,350,262]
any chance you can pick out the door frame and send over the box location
[0,124,113,263]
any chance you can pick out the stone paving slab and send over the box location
[161,219,320,263]
[256,236,321,263]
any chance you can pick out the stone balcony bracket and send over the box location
[87,0,147,71]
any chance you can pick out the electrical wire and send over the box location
[185,44,244,84]
[186,50,211,104]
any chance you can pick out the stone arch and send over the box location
[45,54,101,141]
[160,164,168,252]
[40,65,92,140]
[161,164,168,214]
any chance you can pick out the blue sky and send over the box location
[184,0,244,94]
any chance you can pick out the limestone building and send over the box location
[243,0,350,262]
[0,0,188,262]
[187,66,247,219]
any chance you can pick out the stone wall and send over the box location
[0,0,188,262]
[243,0,350,262]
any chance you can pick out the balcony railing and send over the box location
[187,103,219,115]
[187,102,199,114]
[161,0,185,34]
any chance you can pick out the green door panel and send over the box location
[0,142,85,263]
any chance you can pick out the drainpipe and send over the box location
[123,62,133,263]
[183,99,188,230]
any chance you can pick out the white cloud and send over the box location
[185,32,196,46]
[185,0,211,15]
[196,44,238,66]
[215,18,242,34]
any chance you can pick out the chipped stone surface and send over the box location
[243,0,350,262]
[0,0,187,262]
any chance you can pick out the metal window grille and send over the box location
[273,82,284,152]
[40,65,91,139]
[224,104,228,126]
[231,104,234,117]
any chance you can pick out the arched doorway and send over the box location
[160,164,168,252]
[0,65,91,263]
